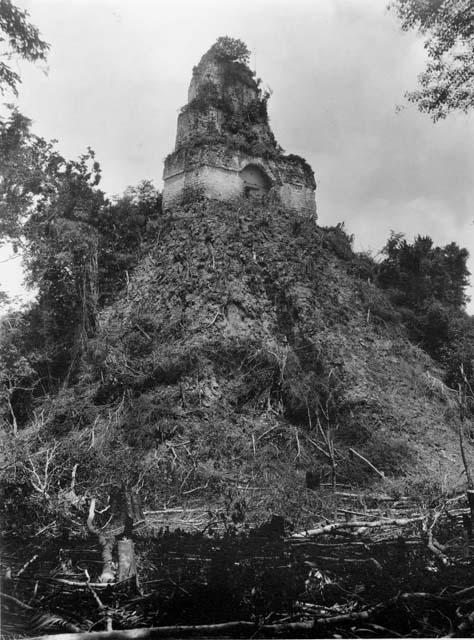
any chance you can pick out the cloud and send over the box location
[8,0,474,312]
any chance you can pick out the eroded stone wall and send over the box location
[188,57,221,102]
[188,52,258,112]
[163,164,242,209]
[176,106,224,148]
[279,184,317,217]
[163,146,317,217]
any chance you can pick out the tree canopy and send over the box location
[378,231,470,310]
[377,231,473,385]
[0,0,49,94]
[391,0,474,120]
[0,105,161,406]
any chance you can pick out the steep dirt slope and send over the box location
[25,198,469,529]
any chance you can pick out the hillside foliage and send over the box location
[1,194,472,537]
[376,231,473,386]
[0,107,162,426]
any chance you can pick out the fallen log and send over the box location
[48,578,115,588]
[291,516,424,538]
[28,592,453,640]
[1,591,34,610]
[28,621,270,640]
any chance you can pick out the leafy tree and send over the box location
[0,310,38,434]
[94,180,161,305]
[0,109,162,391]
[0,107,61,245]
[0,0,49,94]
[440,313,474,387]
[378,231,473,389]
[0,0,49,300]
[0,107,105,386]
[22,148,104,386]
[378,232,470,310]
[391,0,474,120]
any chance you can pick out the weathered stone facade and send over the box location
[163,40,317,217]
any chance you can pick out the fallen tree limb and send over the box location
[48,578,115,588]
[28,621,264,640]
[16,553,39,577]
[305,555,383,570]
[1,591,35,610]
[291,516,423,538]
[349,447,385,478]
[85,570,113,632]
[423,509,451,565]
[28,592,453,640]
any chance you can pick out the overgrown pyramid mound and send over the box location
[162,37,316,216]
[72,198,467,526]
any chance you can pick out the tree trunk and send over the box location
[87,499,116,583]
[98,535,115,583]
[117,539,136,581]
[117,489,141,582]
[87,489,142,584]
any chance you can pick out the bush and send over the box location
[321,223,354,261]
[179,185,205,207]
[350,251,378,281]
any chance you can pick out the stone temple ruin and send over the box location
[162,38,317,217]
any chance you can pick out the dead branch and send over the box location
[16,553,38,577]
[291,515,423,538]
[49,578,113,588]
[26,620,276,640]
[27,593,453,640]
[204,311,222,328]
[305,434,333,459]
[85,570,113,632]
[305,555,383,570]
[294,426,301,459]
[422,509,450,565]
[256,425,278,441]
[1,591,34,610]
[349,447,385,479]
[25,444,58,498]
[70,463,79,492]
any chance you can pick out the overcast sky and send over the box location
[2,0,474,311]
